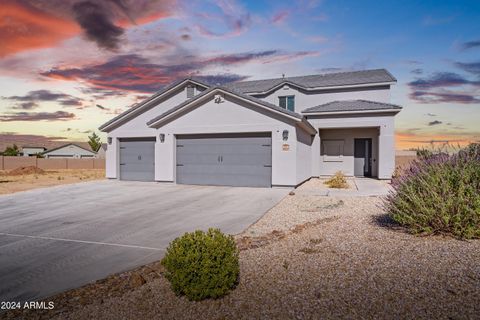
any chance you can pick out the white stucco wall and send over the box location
[308,113,396,179]
[296,128,313,184]
[255,85,391,112]
[109,86,193,136]
[44,145,96,158]
[153,94,305,186]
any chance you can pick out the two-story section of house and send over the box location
[99,69,401,187]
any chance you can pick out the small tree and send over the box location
[88,132,102,152]
[3,144,20,156]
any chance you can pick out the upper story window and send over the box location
[186,85,195,99]
[278,95,295,112]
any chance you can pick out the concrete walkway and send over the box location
[296,178,392,197]
[0,181,289,303]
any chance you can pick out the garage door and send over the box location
[176,133,272,187]
[119,138,155,181]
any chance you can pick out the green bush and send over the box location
[384,143,480,239]
[161,228,239,301]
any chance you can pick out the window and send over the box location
[322,140,344,162]
[186,86,195,99]
[278,96,295,112]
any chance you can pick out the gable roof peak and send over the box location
[99,78,210,132]
[146,85,316,135]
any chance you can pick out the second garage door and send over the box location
[176,133,272,187]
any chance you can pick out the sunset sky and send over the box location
[0,0,479,150]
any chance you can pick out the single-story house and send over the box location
[99,69,401,187]
[22,146,47,157]
[42,143,97,159]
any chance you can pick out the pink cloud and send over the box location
[271,10,290,24]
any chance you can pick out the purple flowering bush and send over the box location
[384,143,480,239]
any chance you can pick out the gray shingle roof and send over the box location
[99,78,210,131]
[225,69,396,94]
[147,86,307,127]
[302,100,402,114]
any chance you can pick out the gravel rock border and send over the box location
[5,179,480,320]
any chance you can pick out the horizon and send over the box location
[1,0,479,150]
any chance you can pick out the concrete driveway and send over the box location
[0,180,289,303]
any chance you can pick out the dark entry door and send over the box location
[119,138,155,181]
[176,133,272,187]
[354,138,372,177]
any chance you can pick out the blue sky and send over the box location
[0,0,479,149]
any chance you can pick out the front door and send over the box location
[354,138,372,177]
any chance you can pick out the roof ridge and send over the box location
[303,99,402,114]
[286,68,390,81]
[230,68,391,85]
[314,99,401,107]
[355,99,402,108]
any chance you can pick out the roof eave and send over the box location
[303,108,402,116]
[299,118,317,135]
[147,87,305,128]
[42,143,96,155]
[99,79,210,132]
[244,81,396,95]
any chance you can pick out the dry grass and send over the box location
[0,169,105,195]
[324,171,349,189]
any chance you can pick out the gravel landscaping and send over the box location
[6,179,480,320]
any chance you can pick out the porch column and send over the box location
[311,132,321,176]
[378,124,395,179]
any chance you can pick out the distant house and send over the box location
[21,146,47,157]
[96,144,107,159]
[42,143,97,159]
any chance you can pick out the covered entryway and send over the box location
[119,138,155,181]
[176,133,272,187]
[318,128,378,177]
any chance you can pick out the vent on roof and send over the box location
[186,85,195,99]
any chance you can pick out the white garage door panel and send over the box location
[176,133,272,187]
[119,138,155,181]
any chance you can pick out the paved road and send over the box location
[0,181,289,303]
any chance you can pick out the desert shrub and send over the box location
[324,171,348,189]
[384,143,480,239]
[415,148,434,159]
[161,228,239,301]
